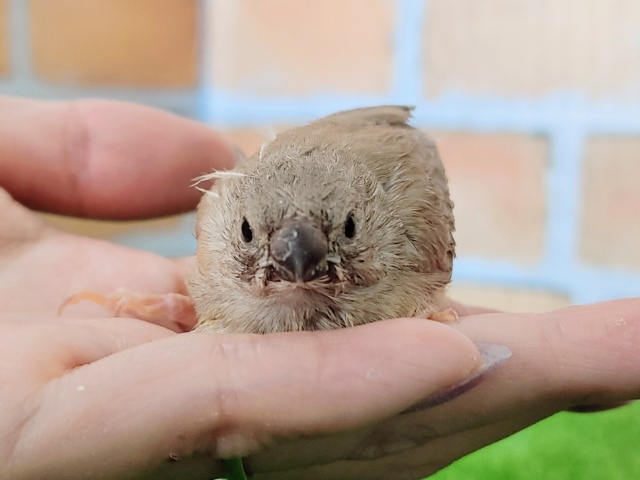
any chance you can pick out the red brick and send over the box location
[30,0,198,87]
[580,137,640,270]
[432,132,547,264]
[208,0,394,96]
[424,0,640,99]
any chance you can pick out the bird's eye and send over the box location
[241,218,253,242]
[344,214,356,239]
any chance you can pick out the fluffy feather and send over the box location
[189,106,455,333]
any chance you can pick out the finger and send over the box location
[387,410,551,479]
[0,96,237,219]
[260,411,547,480]
[4,234,189,316]
[8,319,483,480]
[364,399,639,480]
[242,342,511,474]
[569,401,630,412]
[408,298,640,437]
[0,317,176,383]
[245,404,557,480]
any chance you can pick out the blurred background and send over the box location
[1,1,639,478]
[2,0,639,310]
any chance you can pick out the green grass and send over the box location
[429,401,640,480]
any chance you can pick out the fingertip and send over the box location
[244,318,486,420]
[0,98,239,219]
[196,319,490,458]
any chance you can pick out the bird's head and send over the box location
[195,146,397,294]
[189,142,417,332]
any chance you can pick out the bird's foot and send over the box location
[58,289,197,332]
[424,307,459,323]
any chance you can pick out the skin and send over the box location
[1,97,639,480]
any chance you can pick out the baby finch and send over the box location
[61,106,457,332]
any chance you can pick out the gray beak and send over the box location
[270,218,328,282]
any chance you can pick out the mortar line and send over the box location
[391,0,426,102]
[542,125,586,299]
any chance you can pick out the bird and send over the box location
[59,106,457,333]
[190,105,456,333]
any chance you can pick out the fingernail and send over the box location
[475,342,512,374]
[402,342,511,413]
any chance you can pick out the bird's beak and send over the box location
[270,218,328,283]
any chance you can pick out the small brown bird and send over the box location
[61,106,457,332]
[190,105,455,333]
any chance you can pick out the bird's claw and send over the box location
[58,289,197,332]
[425,307,459,323]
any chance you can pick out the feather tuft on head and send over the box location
[191,171,247,195]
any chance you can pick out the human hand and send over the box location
[4,97,636,480]
[0,97,487,480]
[226,298,640,479]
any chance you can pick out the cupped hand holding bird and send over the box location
[1,97,638,480]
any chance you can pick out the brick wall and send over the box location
[0,0,199,114]
[1,0,639,310]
